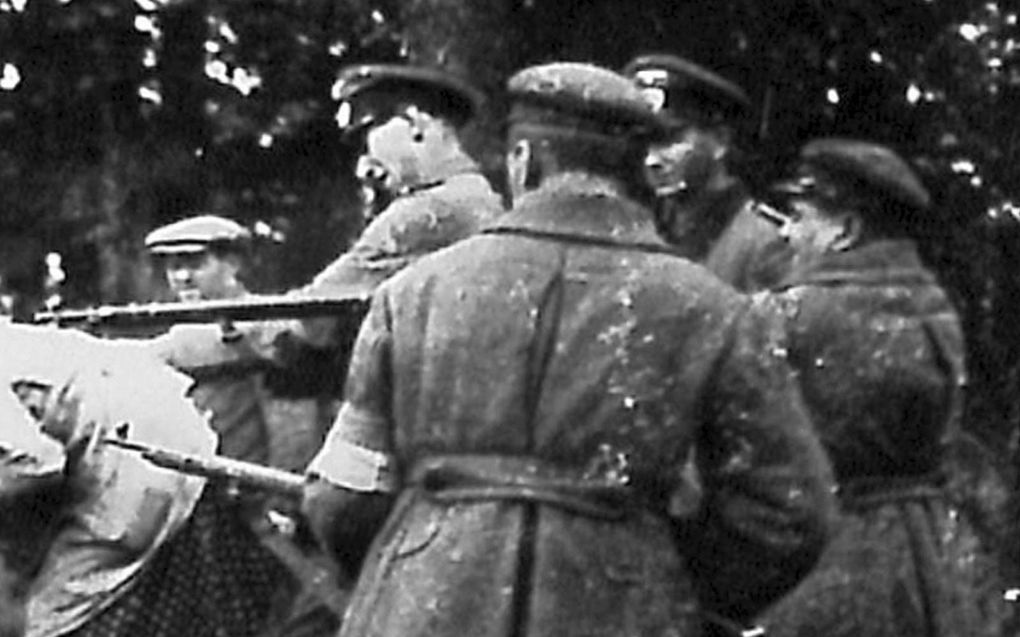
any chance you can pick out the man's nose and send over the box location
[644,152,667,175]
[167,267,192,284]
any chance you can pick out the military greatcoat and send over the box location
[304,160,503,295]
[319,176,834,637]
[757,240,1007,637]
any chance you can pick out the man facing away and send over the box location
[622,53,791,292]
[298,61,835,637]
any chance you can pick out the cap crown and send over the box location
[622,53,750,125]
[332,64,484,135]
[506,62,665,137]
[145,215,250,254]
[800,138,930,211]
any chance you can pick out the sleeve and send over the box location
[685,295,835,621]
[305,197,424,298]
[0,388,66,498]
[306,285,397,493]
[140,323,273,379]
[58,354,217,555]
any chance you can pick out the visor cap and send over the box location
[622,53,751,127]
[775,138,931,213]
[332,64,485,138]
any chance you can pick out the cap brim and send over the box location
[770,177,812,196]
[148,244,208,255]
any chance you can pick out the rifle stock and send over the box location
[32,293,371,329]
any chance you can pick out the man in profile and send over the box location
[623,53,791,291]
[254,64,506,365]
[309,63,504,294]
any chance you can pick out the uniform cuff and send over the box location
[308,436,397,493]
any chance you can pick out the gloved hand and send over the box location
[300,476,354,553]
[299,476,394,577]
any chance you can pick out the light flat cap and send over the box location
[145,215,251,255]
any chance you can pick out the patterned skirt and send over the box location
[68,487,294,637]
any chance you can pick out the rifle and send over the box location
[31,292,371,329]
[104,435,312,496]
[104,434,353,617]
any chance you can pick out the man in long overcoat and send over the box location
[299,62,835,637]
[754,139,1011,636]
[622,54,791,292]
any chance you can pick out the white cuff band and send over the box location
[308,437,397,493]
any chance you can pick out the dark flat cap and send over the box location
[145,215,250,255]
[506,62,666,139]
[332,64,485,136]
[622,53,751,126]
[778,138,931,212]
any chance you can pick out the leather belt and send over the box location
[408,454,633,520]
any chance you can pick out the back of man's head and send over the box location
[505,62,666,197]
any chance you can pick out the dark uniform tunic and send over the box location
[666,184,791,293]
[314,176,834,637]
[757,240,1007,637]
[703,191,791,293]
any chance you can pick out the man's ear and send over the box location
[711,125,733,160]
[507,138,533,194]
[832,211,863,252]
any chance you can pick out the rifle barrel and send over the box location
[32,292,371,327]
[105,437,309,496]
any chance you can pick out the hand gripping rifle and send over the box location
[31,292,372,330]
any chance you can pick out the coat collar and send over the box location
[777,239,936,290]
[483,173,672,252]
[399,153,482,196]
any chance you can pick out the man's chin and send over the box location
[654,182,689,198]
[175,290,203,303]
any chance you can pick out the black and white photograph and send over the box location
[1,1,1018,636]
